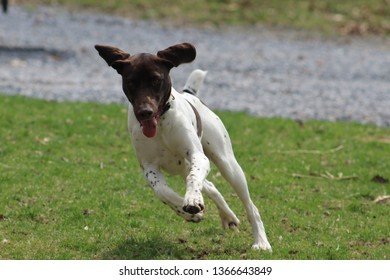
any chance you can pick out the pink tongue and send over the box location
[141,117,158,138]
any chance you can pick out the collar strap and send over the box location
[159,94,174,117]
[186,100,202,138]
[160,101,170,116]
[183,87,197,95]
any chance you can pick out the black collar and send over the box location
[160,94,174,116]
[160,101,171,116]
[183,87,196,95]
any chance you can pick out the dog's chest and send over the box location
[156,146,189,175]
[131,128,189,176]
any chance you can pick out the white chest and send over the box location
[130,119,189,176]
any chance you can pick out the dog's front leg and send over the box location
[162,111,210,215]
[182,151,210,214]
[143,165,204,222]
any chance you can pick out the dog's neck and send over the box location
[159,93,174,116]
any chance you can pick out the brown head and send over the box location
[95,43,196,138]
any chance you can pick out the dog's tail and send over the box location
[183,69,207,96]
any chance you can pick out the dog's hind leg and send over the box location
[143,165,204,223]
[202,179,240,229]
[213,156,272,251]
[201,112,272,251]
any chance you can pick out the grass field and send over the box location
[0,95,389,259]
[14,0,390,35]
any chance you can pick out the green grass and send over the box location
[0,94,389,260]
[15,0,390,35]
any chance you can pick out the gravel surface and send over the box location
[1,5,389,127]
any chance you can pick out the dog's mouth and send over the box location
[140,115,158,138]
[137,98,170,138]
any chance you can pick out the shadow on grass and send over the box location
[103,235,190,260]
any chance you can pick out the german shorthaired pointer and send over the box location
[95,43,272,251]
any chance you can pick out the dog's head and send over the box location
[95,43,196,138]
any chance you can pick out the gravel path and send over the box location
[1,5,389,127]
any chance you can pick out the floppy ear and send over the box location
[157,43,196,68]
[94,44,130,74]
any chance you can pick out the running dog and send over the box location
[95,43,272,251]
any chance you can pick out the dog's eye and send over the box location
[127,82,140,95]
[152,78,162,88]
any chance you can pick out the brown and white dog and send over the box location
[95,43,271,251]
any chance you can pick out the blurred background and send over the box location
[1,0,390,126]
[9,0,390,35]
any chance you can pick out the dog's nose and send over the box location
[137,108,154,120]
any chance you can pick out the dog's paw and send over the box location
[220,213,240,230]
[228,221,240,232]
[252,242,272,252]
[183,188,204,214]
[174,206,204,222]
[183,203,204,214]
